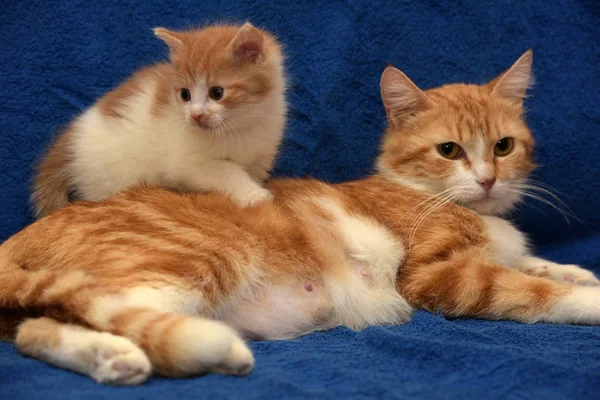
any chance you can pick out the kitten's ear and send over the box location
[380,66,432,127]
[230,23,265,64]
[489,50,534,104]
[154,27,184,55]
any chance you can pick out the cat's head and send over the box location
[154,23,284,132]
[377,51,536,215]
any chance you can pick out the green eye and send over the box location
[437,142,463,159]
[494,137,514,156]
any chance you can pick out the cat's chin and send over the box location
[194,121,213,131]
[465,197,514,216]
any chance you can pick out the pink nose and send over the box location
[477,177,496,192]
[192,113,205,123]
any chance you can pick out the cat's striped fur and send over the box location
[1,54,599,385]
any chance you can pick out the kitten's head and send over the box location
[154,23,284,132]
[377,51,536,215]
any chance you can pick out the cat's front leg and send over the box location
[246,151,277,182]
[520,256,600,286]
[179,159,273,206]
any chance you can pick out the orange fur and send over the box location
[3,52,596,385]
[31,23,287,218]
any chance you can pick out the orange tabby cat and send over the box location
[377,50,599,286]
[1,51,599,386]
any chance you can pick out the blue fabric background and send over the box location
[0,0,599,398]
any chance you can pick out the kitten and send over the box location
[377,50,599,286]
[31,23,287,217]
[3,53,600,386]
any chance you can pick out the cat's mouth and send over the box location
[194,120,213,130]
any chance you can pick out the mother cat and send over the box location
[1,51,598,385]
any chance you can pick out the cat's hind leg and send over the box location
[3,269,255,379]
[15,317,151,385]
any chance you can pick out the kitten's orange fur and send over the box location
[2,52,599,385]
[32,23,286,217]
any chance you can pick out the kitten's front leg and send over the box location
[246,152,277,182]
[179,159,273,206]
[520,256,600,286]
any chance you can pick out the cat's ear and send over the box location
[154,27,184,55]
[489,50,534,105]
[229,23,265,64]
[380,66,432,127]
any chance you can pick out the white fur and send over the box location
[480,215,529,267]
[68,57,285,207]
[316,197,413,329]
[521,256,599,286]
[481,216,599,286]
[215,197,412,340]
[86,286,254,379]
[544,286,600,324]
[21,323,152,385]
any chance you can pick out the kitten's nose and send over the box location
[192,113,205,123]
[477,177,496,192]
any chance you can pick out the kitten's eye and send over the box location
[180,88,191,102]
[494,137,514,157]
[437,142,463,160]
[209,87,224,100]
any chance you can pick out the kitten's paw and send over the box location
[90,334,151,385]
[525,264,600,287]
[233,187,273,207]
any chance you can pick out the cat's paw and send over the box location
[525,264,600,287]
[233,187,273,207]
[212,336,255,376]
[174,318,254,377]
[90,334,151,385]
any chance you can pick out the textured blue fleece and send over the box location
[0,0,599,398]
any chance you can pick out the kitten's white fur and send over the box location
[68,67,285,207]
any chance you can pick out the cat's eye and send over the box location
[437,142,463,160]
[494,137,514,157]
[209,87,224,100]
[180,88,191,102]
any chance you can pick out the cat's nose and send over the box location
[192,113,205,123]
[477,177,496,192]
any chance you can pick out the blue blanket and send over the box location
[1,0,599,398]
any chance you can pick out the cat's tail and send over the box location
[403,249,600,325]
[30,127,75,218]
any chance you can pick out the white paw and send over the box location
[212,336,255,376]
[89,334,151,385]
[233,187,273,207]
[525,264,600,287]
[174,318,254,377]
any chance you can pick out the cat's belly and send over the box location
[218,259,412,341]
[219,282,335,340]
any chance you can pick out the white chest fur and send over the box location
[315,197,413,329]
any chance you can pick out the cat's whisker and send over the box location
[512,182,574,213]
[406,191,459,249]
[509,180,582,223]
[397,187,455,223]
[504,188,578,224]
[407,194,457,250]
